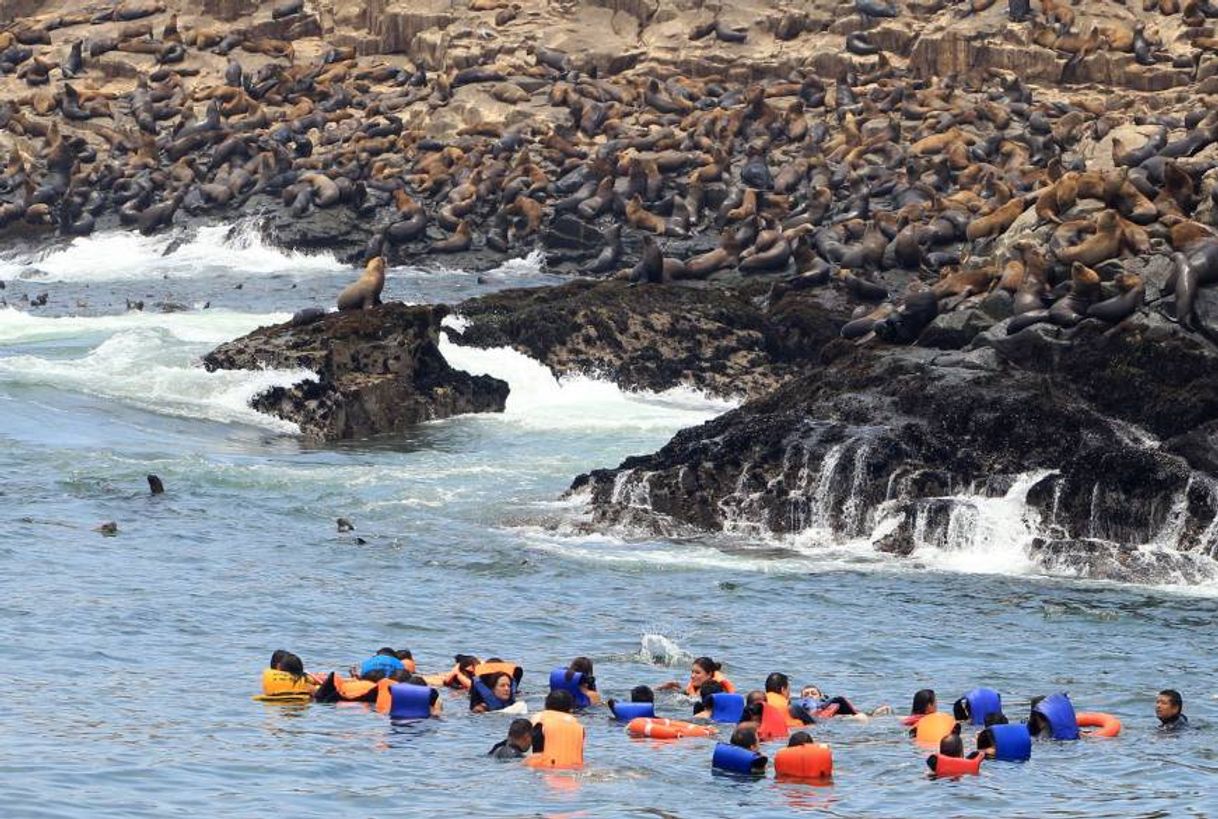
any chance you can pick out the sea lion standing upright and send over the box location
[336,256,386,311]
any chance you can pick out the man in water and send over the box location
[1156,689,1188,730]
[488,718,534,759]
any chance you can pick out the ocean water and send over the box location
[1,227,1216,817]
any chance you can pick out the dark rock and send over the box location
[917,308,995,350]
[204,302,508,440]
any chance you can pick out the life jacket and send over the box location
[526,710,584,769]
[708,692,746,723]
[1033,692,1079,740]
[955,687,1002,726]
[256,669,313,703]
[928,751,983,777]
[334,676,379,702]
[549,668,591,710]
[610,701,656,722]
[712,742,767,775]
[470,663,522,712]
[359,655,404,678]
[388,683,434,720]
[473,661,522,686]
[902,714,924,727]
[774,743,833,779]
[914,711,958,747]
[757,703,790,741]
[626,717,716,739]
[765,692,805,728]
[989,724,1032,761]
[684,671,735,696]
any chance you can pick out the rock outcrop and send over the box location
[203,303,509,440]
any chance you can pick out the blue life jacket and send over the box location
[990,724,1033,761]
[709,692,746,723]
[471,677,515,712]
[794,696,827,714]
[610,701,656,721]
[359,654,403,677]
[963,687,1002,726]
[388,683,433,720]
[712,742,767,775]
[1034,692,1080,740]
[549,668,591,709]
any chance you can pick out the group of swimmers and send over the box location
[259,648,1191,778]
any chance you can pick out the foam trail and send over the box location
[0,308,310,432]
[0,221,340,282]
[438,331,736,432]
[638,633,692,667]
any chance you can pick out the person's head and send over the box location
[788,731,813,747]
[280,652,304,678]
[376,647,397,657]
[690,657,720,689]
[699,679,725,700]
[507,718,533,750]
[976,727,995,755]
[939,733,964,758]
[569,657,594,676]
[631,685,654,704]
[984,711,1009,727]
[407,674,428,687]
[746,689,766,707]
[269,649,288,670]
[911,688,936,715]
[1027,695,1049,736]
[545,689,575,713]
[489,672,514,702]
[390,668,411,683]
[455,654,479,675]
[800,685,824,700]
[730,726,760,752]
[1156,689,1183,721]
[396,649,414,661]
[765,672,790,697]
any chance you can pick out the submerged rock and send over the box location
[204,303,508,441]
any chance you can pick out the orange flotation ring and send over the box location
[914,712,958,747]
[1077,712,1121,737]
[626,717,717,740]
[774,743,833,780]
[526,710,585,769]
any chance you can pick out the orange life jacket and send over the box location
[684,671,735,696]
[929,752,983,777]
[758,702,791,741]
[525,710,585,769]
[915,711,959,747]
[774,743,833,779]
[423,663,473,690]
[766,692,804,728]
[256,668,314,703]
[334,676,379,702]
[474,661,520,680]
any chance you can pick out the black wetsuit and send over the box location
[1159,713,1190,731]
[488,740,526,759]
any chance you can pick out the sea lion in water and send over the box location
[336,257,386,311]
[1172,240,1218,330]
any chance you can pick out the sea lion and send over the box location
[626,195,668,234]
[1087,273,1145,323]
[1058,210,1123,266]
[430,221,473,253]
[635,235,666,283]
[336,257,386,311]
[589,224,623,274]
[874,291,938,344]
[291,307,327,326]
[1049,263,1102,326]
[147,475,165,495]
[1172,240,1218,330]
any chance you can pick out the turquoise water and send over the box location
[1,230,1216,817]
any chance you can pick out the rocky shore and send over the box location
[7,0,1218,580]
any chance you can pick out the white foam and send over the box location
[438,333,736,432]
[0,308,310,432]
[0,221,341,282]
[0,306,289,346]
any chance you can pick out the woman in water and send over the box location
[904,688,937,727]
[567,657,601,707]
[659,656,735,697]
[470,671,517,713]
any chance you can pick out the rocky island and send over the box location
[5,0,1218,581]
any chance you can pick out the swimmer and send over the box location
[258,651,318,701]
[1156,689,1188,730]
[800,685,892,720]
[408,674,444,717]
[353,647,405,679]
[730,726,761,753]
[691,679,726,718]
[904,688,937,727]
[787,730,814,747]
[425,654,479,689]
[606,685,654,719]
[659,656,736,696]
[563,657,602,706]
[488,718,534,759]
[765,672,815,725]
[470,671,516,713]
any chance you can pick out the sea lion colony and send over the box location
[3,0,1218,339]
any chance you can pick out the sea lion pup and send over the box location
[1172,239,1218,330]
[336,257,386,311]
[1088,272,1145,323]
[1058,210,1124,266]
[965,196,1027,240]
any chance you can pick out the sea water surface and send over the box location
[1,226,1216,817]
